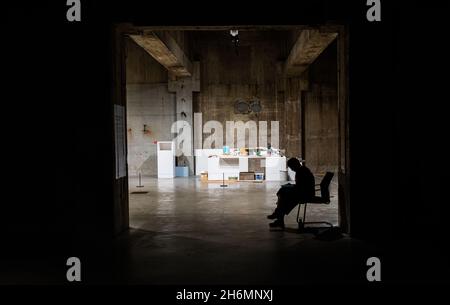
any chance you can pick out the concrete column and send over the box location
[168,62,200,175]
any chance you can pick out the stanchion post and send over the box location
[220,172,228,187]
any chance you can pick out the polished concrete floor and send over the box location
[119,176,361,284]
[2,174,449,285]
[128,175,339,232]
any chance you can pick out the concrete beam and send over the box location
[129,31,192,77]
[285,30,337,77]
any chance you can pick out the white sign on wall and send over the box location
[114,104,127,179]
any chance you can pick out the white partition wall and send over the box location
[195,149,223,175]
[265,156,287,181]
[157,141,175,178]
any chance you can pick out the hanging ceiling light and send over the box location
[230,29,239,55]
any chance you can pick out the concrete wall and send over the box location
[283,76,305,159]
[126,38,175,176]
[125,31,338,176]
[303,41,339,173]
[281,38,338,174]
[191,31,288,150]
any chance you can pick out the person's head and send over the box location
[287,158,302,171]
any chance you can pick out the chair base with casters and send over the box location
[296,172,334,232]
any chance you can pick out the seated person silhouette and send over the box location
[267,158,315,229]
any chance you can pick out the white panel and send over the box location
[239,157,248,172]
[265,157,287,181]
[157,141,175,178]
[195,149,223,175]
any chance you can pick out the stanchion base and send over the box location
[220,185,228,187]
[136,185,144,188]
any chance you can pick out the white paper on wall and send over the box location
[114,104,127,179]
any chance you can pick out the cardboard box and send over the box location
[239,172,255,180]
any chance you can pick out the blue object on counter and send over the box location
[255,172,265,181]
[223,146,230,154]
[175,166,189,177]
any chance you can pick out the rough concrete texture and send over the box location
[285,29,337,76]
[168,63,200,175]
[126,30,339,175]
[126,84,176,176]
[191,31,288,149]
[126,38,176,176]
[284,77,307,158]
[126,37,168,84]
[130,32,193,77]
[304,41,338,173]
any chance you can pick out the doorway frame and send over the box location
[111,24,350,235]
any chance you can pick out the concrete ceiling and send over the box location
[129,28,337,79]
[129,31,193,77]
[284,30,338,77]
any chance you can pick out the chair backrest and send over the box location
[319,172,334,201]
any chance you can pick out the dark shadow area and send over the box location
[3,0,449,287]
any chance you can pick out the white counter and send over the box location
[206,155,286,181]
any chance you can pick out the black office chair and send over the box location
[296,172,334,230]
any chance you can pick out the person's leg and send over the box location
[267,195,282,219]
[267,207,283,219]
[269,200,286,229]
[269,214,285,228]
